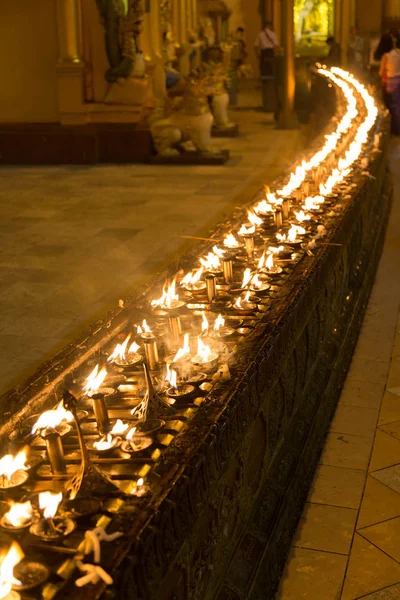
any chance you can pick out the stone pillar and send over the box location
[341,0,351,67]
[384,0,400,18]
[150,0,163,61]
[177,0,190,75]
[335,0,342,43]
[278,0,297,129]
[56,0,85,124]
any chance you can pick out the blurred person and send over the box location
[254,21,279,62]
[231,27,248,69]
[380,35,400,133]
[326,36,341,66]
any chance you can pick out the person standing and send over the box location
[380,36,400,134]
[254,21,279,65]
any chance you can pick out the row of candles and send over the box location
[0,67,381,598]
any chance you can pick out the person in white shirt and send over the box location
[380,36,400,134]
[254,21,279,61]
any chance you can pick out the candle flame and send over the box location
[268,245,284,254]
[238,224,255,236]
[3,501,33,528]
[194,337,217,364]
[0,450,27,482]
[251,273,263,290]
[93,434,114,452]
[212,245,226,258]
[151,278,180,309]
[294,210,311,222]
[39,491,62,520]
[0,541,24,598]
[241,268,253,289]
[181,267,204,287]
[199,252,221,272]
[201,312,209,334]
[32,402,73,435]
[223,233,240,248]
[83,364,108,397]
[254,200,274,214]
[137,319,152,335]
[247,210,263,227]
[110,419,129,436]
[126,427,137,441]
[214,314,225,332]
[173,332,191,362]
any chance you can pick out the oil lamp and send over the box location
[107,335,142,369]
[210,314,235,341]
[121,428,153,454]
[30,491,75,542]
[191,337,219,372]
[166,368,196,401]
[87,434,120,456]
[199,252,222,275]
[0,501,33,531]
[258,252,282,277]
[234,291,257,313]
[0,451,28,492]
[151,278,185,312]
[0,541,24,600]
[181,267,206,294]
[31,402,74,436]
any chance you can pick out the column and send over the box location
[335,0,342,43]
[56,0,86,124]
[177,0,190,75]
[278,0,297,129]
[150,0,163,60]
[384,0,400,18]
[191,0,198,32]
[341,0,351,67]
[56,0,82,63]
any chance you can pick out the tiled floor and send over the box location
[276,139,400,599]
[0,86,305,396]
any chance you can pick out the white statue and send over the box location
[296,0,314,42]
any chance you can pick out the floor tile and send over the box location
[293,502,357,555]
[339,380,386,409]
[369,430,400,472]
[320,432,373,471]
[341,534,400,600]
[357,475,400,529]
[378,391,400,426]
[371,464,400,495]
[360,517,400,563]
[308,465,366,509]
[330,405,379,438]
[276,547,347,600]
[387,358,400,388]
[380,420,400,441]
[357,583,400,599]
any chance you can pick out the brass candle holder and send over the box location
[142,332,160,371]
[205,273,217,303]
[91,393,111,435]
[41,428,66,475]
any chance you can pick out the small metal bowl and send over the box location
[30,516,76,542]
[86,437,121,456]
[167,384,196,401]
[121,436,154,454]
[134,419,165,436]
[13,560,49,591]
[64,496,103,520]
[0,470,29,492]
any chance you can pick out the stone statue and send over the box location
[149,70,222,156]
[202,61,235,130]
[96,0,145,82]
[296,0,314,42]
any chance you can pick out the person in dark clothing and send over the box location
[326,36,341,66]
[374,32,396,62]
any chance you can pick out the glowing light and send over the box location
[39,491,62,520]
[83,365,108,397]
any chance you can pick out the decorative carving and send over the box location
[96,0,145,82]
